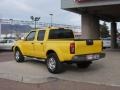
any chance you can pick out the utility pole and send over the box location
[0,19,2,38]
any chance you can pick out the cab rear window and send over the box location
[49,29,74,39]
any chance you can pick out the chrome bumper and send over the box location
[72,53,105,62]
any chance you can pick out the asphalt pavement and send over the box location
[0,51,14,62]
[0,78,120,90]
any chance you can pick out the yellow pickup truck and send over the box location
[14,27,105,74]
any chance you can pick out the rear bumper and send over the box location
[72,53,105,62]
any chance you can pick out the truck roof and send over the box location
[32,27,71,32]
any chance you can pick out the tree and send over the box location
[100,22,110,38]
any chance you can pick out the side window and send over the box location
[8,40,14,43]
[26,31,36,41]
[37,30,45,41]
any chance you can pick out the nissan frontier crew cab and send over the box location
[14,27,105,74]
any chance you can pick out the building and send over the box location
[74,32,81,39]
[61,0,120,49]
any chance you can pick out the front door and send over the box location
[22,31,36,56]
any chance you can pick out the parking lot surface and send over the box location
[0,50,120,87]
[0,51,14,62]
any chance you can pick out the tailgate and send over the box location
[75,39,102,55]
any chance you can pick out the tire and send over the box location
[14,49,24,62]
[11,46,14,51]
[46,53,63,74]
[76,61,92,68]
[103,47,106,49]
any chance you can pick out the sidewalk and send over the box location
[0,78,120,90]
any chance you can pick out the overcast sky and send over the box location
[0,0,81,26]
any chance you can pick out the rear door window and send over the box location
[37,30,45,41]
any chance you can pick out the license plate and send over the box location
[87,55,93,60]
[87,54,100,60]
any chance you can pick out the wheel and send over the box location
[76,61,92,68]
[14,49,24,62]
[46,53,63,74]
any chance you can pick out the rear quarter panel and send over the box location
[45,40,74,62]
[45,40,103,62]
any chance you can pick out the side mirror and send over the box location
[21,37,25,40]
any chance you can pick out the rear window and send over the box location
[49,29,74,39]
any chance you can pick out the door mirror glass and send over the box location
[21,37,25,40]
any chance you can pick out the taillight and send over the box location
[70,42,75,54]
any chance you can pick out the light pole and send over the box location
[49,14,53,27]
[30,16,40,29]
[0,19,1,38]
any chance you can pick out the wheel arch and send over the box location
[46,50,57,56]
[46,50,64,62]
[14,46,20,51]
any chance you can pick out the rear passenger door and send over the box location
[34,30,45,58]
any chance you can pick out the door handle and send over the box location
[40,43,43,45]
